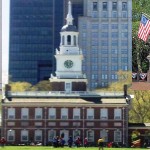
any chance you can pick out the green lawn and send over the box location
[0,146,148,150]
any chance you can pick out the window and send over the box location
[101,24,108,30]
[35,130,42,141]
[111,66,118,71]
[21,130,28,142]
[122,66,128,71]
[100,130,108,142]
[67,35,71,45]
[112,2,117,10]
[87,130,94,142]
[112,32,118,38]
[102,74,108,79]
[91,23,99,29]
[48,130,56,142]
[73,108,80,119]
[101,32,108,38]
[114,130,122,142]
[73,130,81,141]
[93,2,98,11]
[103,2,107,11]
[73,36,76,46]
[111,24,118,29]
[111,74,118,80]
[111,57,118,63]
[65,82,72,92]
[35,108,42,119]
[21,108,29,119]
[122,2,127,11]
[114,108,122,120]
[121,57,128,63]
[8,108,15,119]
[62,36,64,45]
[61,108,68,119]
[102,65,108,71]
[121,32,128,38]
[7,130,15,141]
[48,108,56,119]
[100,108,108,120]
[87,108,94,119]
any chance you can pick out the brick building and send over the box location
[2,91,130,146]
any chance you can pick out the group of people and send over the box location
[52,136,88,148]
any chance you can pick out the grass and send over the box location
[0,146,148,150]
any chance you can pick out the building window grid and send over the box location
[8,108,15,119]
[21,130,28,142]
[48,108,56,119]
[73,108,80,119]
[102,2,107,11]
[61,108,68,120]
[87,108,94,120]
[100,130,108,142]
[100,108,108,120]
[114,108,122,120]
[114,130,122,142]
[35,108,43,119]
[93,2,98,11]
[87,130,94,142]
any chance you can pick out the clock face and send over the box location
[64,60,73,68]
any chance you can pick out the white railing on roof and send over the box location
[6,91,124,97]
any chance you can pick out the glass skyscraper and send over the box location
[9,0,83,84]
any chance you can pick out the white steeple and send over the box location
[66,1,73,25]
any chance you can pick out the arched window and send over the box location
[62,36,65,45]
[67,35,71,45]
[74,35,76,46]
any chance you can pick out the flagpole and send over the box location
[142,12,150,19]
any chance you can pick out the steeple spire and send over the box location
[66,1,73,25]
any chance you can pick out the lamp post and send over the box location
[82,107,85,146]
[122,107,125,145]
[44,107,47,146]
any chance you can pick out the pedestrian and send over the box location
[68,136,73,147]
[84,137,88,147]
[98,137,104,150]
[0,137,6,147]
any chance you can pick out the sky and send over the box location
[2,0,9,84]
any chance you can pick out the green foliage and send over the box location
[9,82,32,92]
[132,0,150,72]
[31,80,52,91]
[129,90,150,123]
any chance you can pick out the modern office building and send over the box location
[9,0,83,84]
[79,0,132,89]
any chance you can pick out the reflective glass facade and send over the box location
[9,0,83,84]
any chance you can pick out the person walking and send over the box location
[98,137,104,150]
[84,137,88,147]
[0,137,6,147]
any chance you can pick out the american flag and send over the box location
[138,14,150,42]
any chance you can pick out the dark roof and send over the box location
[131,82,150,90]
[61,25,77,32]
[129,123,150,127]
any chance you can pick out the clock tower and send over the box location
[50,1,87,92]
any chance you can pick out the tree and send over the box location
[31,80,52,91]
[129,90,150,123]
[9,82,32,92]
